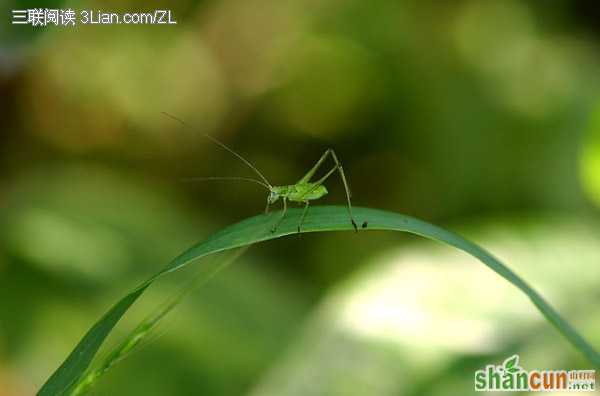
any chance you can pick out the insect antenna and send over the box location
[162,112,272,188]
[182,176,271,190]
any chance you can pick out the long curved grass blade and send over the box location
[38,206,600,395]
[69,247,249,396]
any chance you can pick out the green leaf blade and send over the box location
[37,206,600,395]
[38,287,148,396]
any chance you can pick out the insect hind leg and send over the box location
[297,149,332,184]
[329,150,358,232]
[296,149,359,232]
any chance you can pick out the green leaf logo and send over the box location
[503,354,521,374]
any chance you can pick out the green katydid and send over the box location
[163,112,364,233]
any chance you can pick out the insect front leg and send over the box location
[271,197,287,233]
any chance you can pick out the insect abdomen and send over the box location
[287,184,328,202]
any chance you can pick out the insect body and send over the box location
[163,112,359,233]
[269,183,328,203]
[265,148,357,233]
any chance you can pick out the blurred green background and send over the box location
[2,0,600,395]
